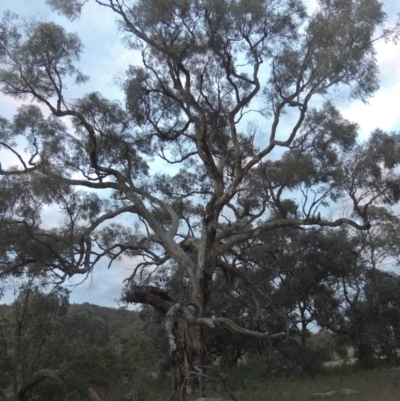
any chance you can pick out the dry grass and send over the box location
[203,366,400,401]
[208,368,400,401]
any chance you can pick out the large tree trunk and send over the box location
[170,259,212,400]
[169,314,203,400]
[298,301,308,348]
[124,285,205,400]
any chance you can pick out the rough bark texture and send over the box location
[124,286,204,399]
[170,314,203,399]
[123,285,175,314]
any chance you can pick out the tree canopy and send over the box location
[1,0,400,398]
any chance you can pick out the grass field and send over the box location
[203,367,400,401]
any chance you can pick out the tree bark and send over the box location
[123,286,204,400]
[169,313,203,400]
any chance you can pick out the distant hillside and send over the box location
[72,302,139,340]
[0,301,140,342]
[0,303,9,316]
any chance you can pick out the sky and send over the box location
[1,0,400,308]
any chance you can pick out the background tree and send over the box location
[0,284,69,400]
[119,331,159,401]
[0,286,139,401]
[346,207,400,367]
[1,0,400,398]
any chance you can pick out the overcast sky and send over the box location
[1,0,400,308]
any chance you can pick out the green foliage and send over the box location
[0,18,86,103]
[137,307,169,369]
[62,341,122,398]
[0,285,176,401]
[28,379,65,401]
[46,0,86,21]
[0,330,12,399]
[119,331,160,400]
[122,331,158,375]
[62,306,110,347]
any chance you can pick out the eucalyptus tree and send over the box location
[310,205,400,366]
[0,285,69,400]
[1,0,400,397]
[350,206,400,365]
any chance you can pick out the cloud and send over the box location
[66,255,141,308]
[0,254,140,309]
[339,37,400,139]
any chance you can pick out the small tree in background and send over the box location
[120,331,159,401]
